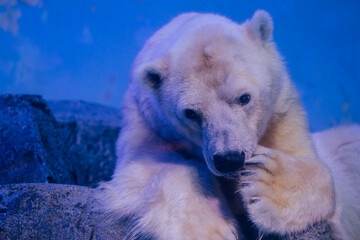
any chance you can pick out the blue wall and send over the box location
[0,0,359,132]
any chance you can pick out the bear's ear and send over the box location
[142,69,163,90]
[248,10,273,43]
[136,59,167,91]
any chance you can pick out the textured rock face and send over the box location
[0,94,333,239]
[0,184,332,240]
[48,100,121,187]
[0,94,121,187]
[0,184,126,240]
[0,94,75,185]
[262,222,332,240]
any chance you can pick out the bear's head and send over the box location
[131,10,286,178]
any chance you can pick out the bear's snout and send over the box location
[213,151,245,174]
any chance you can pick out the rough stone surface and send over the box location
[0,183,126,240]
[263,222,333,240]
[0,94,75,185]
[0,184,333,240]
[48,100,121,187]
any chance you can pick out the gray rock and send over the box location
[286,222,333,240]
[0,94,75,184]
[48,100,121,187]
[48,100,122,127]
[0,183,126,240]
[262,222,333,240]
[0,183,333,240]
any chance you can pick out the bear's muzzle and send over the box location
[213,151,245,174]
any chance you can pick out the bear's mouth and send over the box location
[202,150,246,178]
[212,151,245,174]
[173,145,248,178]
[213,159,244,174]
[210,167,241,179]
[177,146,244,178]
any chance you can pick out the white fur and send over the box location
[97,11,360,240]
[313,125,360,240]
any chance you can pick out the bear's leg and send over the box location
[99,156,239,240]
[239,145,334,234]
[238,104,335,235]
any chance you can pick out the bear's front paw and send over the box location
[239,146,335,235]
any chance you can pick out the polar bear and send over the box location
[98,10,360,240]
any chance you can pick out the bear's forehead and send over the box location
[170,27,259,78]
[163,24,266,95]
[173,43,256,88]
[174,43,232,82]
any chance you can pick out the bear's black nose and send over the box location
[213,151,245,174]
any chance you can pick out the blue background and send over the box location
[0,0,359,132]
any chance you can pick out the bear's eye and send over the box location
[184,109,200,120]
[237,93,251,106]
